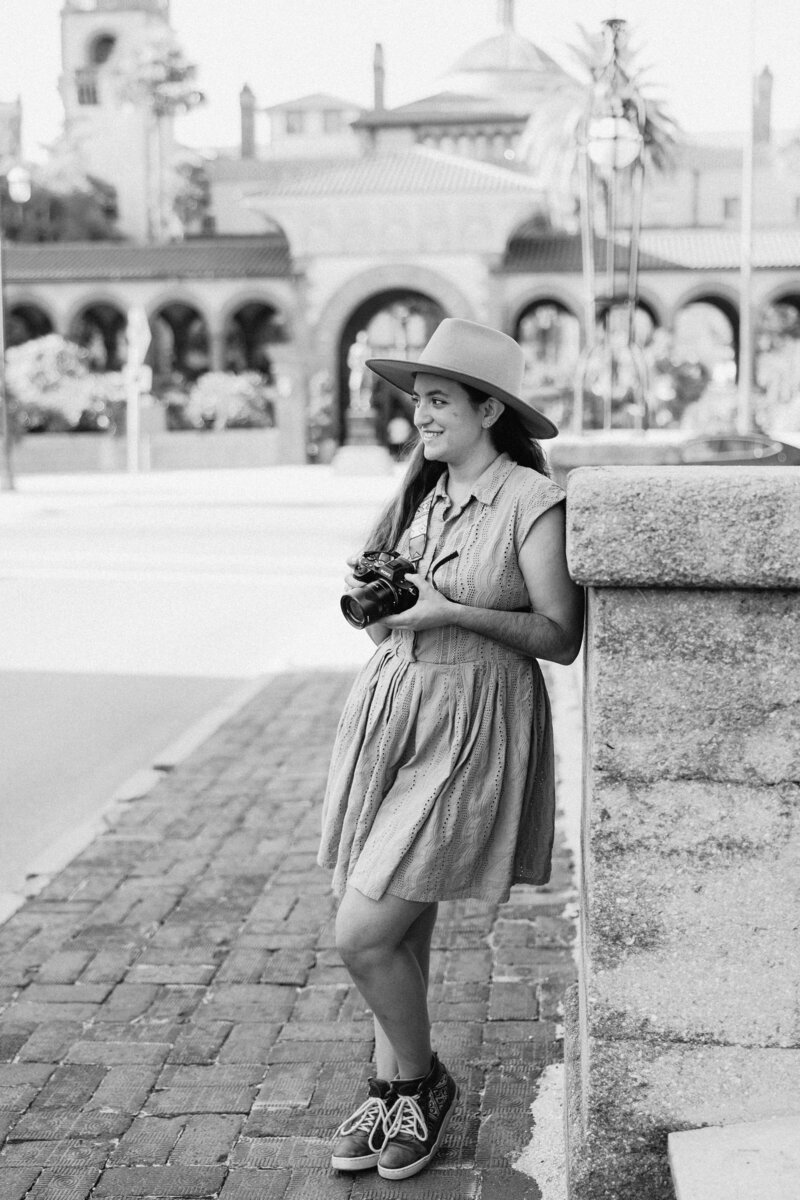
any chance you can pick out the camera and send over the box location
[341,550,419,629]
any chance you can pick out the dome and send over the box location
[443,31,570,100]
[451,32,556,75]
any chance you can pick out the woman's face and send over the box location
[412,373,490,467]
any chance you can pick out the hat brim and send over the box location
[366,358,559,439]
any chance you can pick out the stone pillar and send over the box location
[208,324,226,373]
[268,345,308,465]
[564,466,800,1200]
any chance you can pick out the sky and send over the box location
[1,0,800,160]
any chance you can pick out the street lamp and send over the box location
[573,19,648,433]
[0,164,32,491]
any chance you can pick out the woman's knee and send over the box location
[334,909,387,973]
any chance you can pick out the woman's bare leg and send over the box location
[336,887,437,1080]
[372,901,438,1080]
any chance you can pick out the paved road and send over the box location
[0,466,396,904]
[0,670,241,899]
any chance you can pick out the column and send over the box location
[564,466,800,1199]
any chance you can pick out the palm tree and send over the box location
[518,21,680,230]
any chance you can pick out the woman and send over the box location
[318,318,584,1181]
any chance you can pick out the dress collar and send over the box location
[433,452,514,508]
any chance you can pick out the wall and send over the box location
[12,429,284,475]
[564,466,800,1200]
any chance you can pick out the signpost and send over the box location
[125,306,152,472]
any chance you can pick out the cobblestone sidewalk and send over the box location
[0,669,577,1200]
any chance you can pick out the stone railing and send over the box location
[563,466,800,1200]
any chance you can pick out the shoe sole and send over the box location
[331,1151,381,1172]
[376,1088,458,1181]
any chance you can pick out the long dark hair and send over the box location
[364,384,550,552]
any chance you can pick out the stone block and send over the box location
[567,466,800,588]
[583,777,800,1046]
[668,1113,800,1200]
[570,1039,800,1200]
[585,589,800,784]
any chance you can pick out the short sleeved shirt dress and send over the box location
[317,452,565,905]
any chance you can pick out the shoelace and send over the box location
[335,1096,392,1150]
[383,1094,429,1144]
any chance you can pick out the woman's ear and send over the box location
[481,398,505,429]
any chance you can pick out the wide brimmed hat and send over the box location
[366,317,558,439]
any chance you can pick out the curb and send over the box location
[0,673,272,927]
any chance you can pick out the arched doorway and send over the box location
[6,303,53,348]
[673,297,739,384]
[338,291,446,449]
[70,302,127,370]
[514,300,581,430]
[151,302,210,386]
[224,302,287,378]
[755,293,800,430]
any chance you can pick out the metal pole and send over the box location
[573,124,596,434]
[737,0,756,432]
[0,197,15,492]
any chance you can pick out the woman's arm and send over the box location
[364,622,391,647]
[384,505,584,665]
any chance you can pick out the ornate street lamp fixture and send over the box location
[0,165,32,492]
[573,18,648,433]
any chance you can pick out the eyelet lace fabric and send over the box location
[318,455,563,904]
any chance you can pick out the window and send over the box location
[723,196,740,221]
[323,109,344,134]
[76,68,98,106]
[285,110,305,135]
[90,35,116,65]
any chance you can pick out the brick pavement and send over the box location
[0,669,577,1200]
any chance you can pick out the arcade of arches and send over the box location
[5,282,800,451]
[8,299,289,383]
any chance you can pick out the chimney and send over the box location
[240,84,256,159]
[373,43,385,112]
[753,66,773,145]
[498,0,515,30]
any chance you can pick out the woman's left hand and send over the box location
[383,573,456,631]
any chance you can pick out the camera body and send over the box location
[341,550,419,629]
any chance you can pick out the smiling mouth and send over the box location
[420,431,442,439]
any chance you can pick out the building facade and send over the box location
[4,0,800,460]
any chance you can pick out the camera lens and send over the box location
[340,580,395,629]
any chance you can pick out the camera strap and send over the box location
[405,492,435,564]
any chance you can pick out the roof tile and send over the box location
[5,236,292,283]
[226,146,543,196]
[504,229,800,272]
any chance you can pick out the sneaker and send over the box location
[377,1053,458,1180]
[331,1077,395,1172]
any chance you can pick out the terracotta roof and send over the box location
[354,94,527,127]
[240,147,543,197]
[4,236,292,283]
[504,229,800,273]
[262,93,362,114]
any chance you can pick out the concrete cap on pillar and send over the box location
[566,466,800,589]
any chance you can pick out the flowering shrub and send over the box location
[5,335,127,433]
[184,371,276,430]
